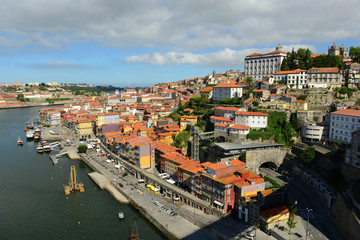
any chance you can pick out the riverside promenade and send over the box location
[80,149,209,240]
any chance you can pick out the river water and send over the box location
[0,107,165,240]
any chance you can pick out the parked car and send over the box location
[153,201,160,206]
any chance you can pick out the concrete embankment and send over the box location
[86,164,129,204]
[80,154,190,240]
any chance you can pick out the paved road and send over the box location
[260,167,344,240]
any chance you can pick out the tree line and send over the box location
[281,46,360,71]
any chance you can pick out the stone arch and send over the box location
[255,158,280,173]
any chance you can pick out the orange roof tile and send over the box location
[236,111,268,116]
[331,109,360,117]
[261,206,289,219]
[214,83,242,88]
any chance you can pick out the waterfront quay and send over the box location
[80,148,210,239]
[79,143,275,240]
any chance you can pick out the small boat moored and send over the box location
[37,144,44,153]
[118,211,124,220]
[42,141,51,152]
[17,137,24,145]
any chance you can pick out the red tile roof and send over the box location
[331,109,360,117]
[210,116,233,122]
[273,69,307,75]
[214,83,242,88]
[310,67,339,73]
[261,206,289,219]
[229,125,249,130]
[236,111,268,116]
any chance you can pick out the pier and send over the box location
[49,155,58,164]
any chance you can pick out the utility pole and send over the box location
[305,208,313,240]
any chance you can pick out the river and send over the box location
[0,107,166,240]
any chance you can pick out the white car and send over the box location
[106,159,112,163]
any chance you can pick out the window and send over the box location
[227,196,230,202]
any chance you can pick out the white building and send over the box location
[212,83,243,101]
[329,109,360,144]
[273,69,308,89]
[245,44,287,81]
[301,124,329,141]
[307,67,343,88]
[235,111,268,129]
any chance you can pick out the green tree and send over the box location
[77,145,88,153]
[200,93,211,104]
[245,76,254,86]
[349,46,360,63]
[219,98,230,104]
[281,48,313,70]
[40,82,46,87]
[300,147,315,164]
[313,55,344,69]
[287,218,297,235]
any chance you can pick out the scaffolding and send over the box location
[64,166,85,195]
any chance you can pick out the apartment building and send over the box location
[273,69,307,89]
[329,109,360,144]
[235,111,268,129]
[212,83,243,101]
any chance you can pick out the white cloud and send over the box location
[43,61,79,67]
[0,0,358,52]
[125,44,317,68]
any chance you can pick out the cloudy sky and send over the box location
[0,0,359,87]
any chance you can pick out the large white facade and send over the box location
[213,83,243,101]
[329,109,360,144]
[245,44,287,81]
[235,112,268,129]
[273,69,308,89]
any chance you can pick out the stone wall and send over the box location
[341,162,360,182]
[245,148,288,173]
[333,193,360,240]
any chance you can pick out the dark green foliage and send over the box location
[252,101,259,107]
[263,175,281,189]
[289,112,297,129]
[297,95,307,101]
[337,87,355,98]
[281,48,313,70]
[219,98,230,104]
[245,76,254,86]
[190,97,201,102]
[349,46,360,63]
[300,147,315,164]
[77,145,88,153]
[172,131,191,148]
[200,93,211,104]
[248,112,296,147]
[356,99,360,106]
[313,55,344,70]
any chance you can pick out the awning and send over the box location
[213,200,224,207]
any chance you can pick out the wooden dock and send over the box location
[49,155,58,164]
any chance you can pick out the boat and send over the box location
[130,221,139,240]
[118,211,124,220]
[37,144,44,153]
[34,129,41,141]
[42,141,51,152]
[26,122,34,129]
[17,137,24,145]
[26,130,35,140]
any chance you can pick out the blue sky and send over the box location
[0,0,359,87]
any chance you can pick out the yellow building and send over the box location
[181,115,198,126]
[76,119,94,140]
[180,119,187,132]
[290,100,308,112]
[158,132,175,145]
[96,114,105,127]
[260,206,289,230]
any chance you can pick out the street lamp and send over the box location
[305,208,313,240]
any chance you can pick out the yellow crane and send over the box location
[64,166,85,195]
